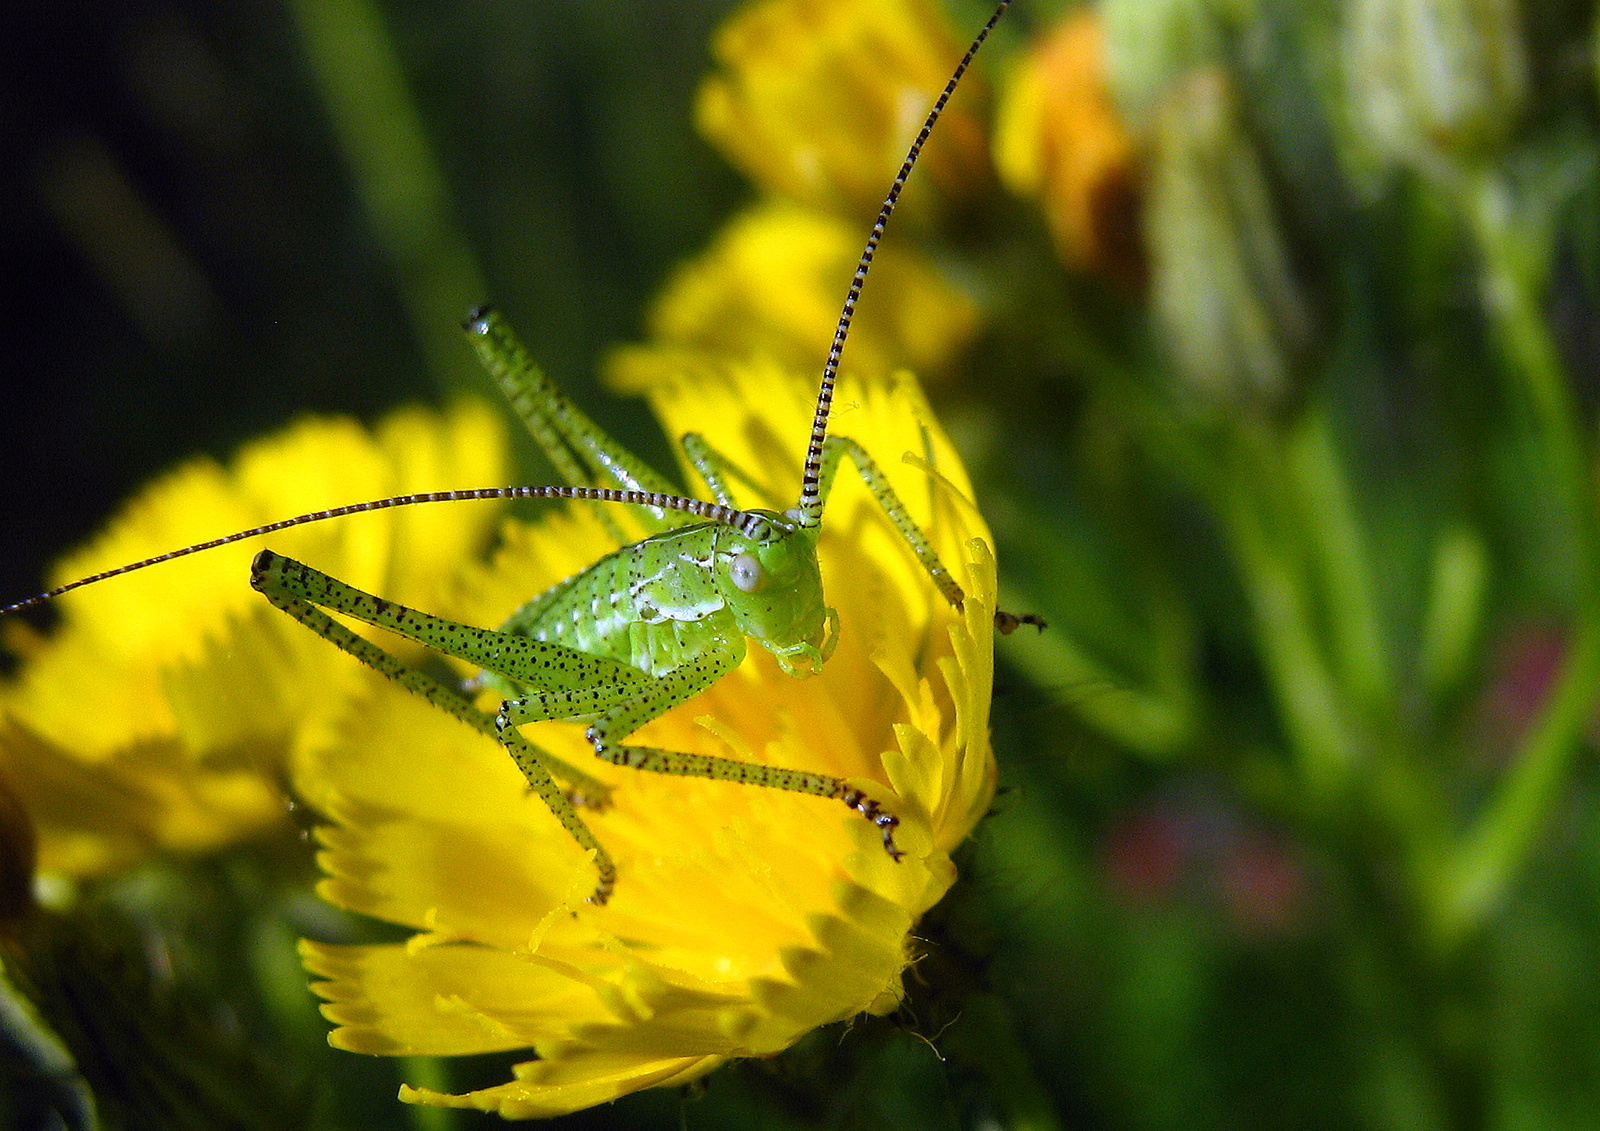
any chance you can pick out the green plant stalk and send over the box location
[1441,173,1600,946]
[998,597,1196,759]
[403,1058,458,1131]
[1220,426,1356,800]
[1284,407,1464,907]
[1289,407,1394,715]
[1219,420,1454,910]
[287,0,488,399]
[996,323,1204,760]
[1418,525,1490,701]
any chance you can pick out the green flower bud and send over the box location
[1102,0,1254,126]
[1345,0,1528,174]
[1146,69,1315,407]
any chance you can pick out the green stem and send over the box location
[1220,425,1356,800]
[1289,407,1393,714]
[403,1058,460,1130]
[997,596,1196,759]
[287,0,488,399]
[1219,420,1457,907]
[1440,173,1600,947]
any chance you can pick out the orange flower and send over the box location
[994,9,1145,284]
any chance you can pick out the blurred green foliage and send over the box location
[5,0,1600,1127]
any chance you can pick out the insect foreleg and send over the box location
[249,556,619,903]
[814,436,1047,635]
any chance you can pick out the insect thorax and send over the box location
[489,525,733,678]
[485,514,833,683]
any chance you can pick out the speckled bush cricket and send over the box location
[4,0,1035,903]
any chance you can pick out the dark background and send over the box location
[3,0,742,609]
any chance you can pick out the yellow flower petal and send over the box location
[695,0,990,220]
[1,400,508,878]
[298,360,999,1117]
[606,201,978,392]
[0,721,281,879]
[403,1053,723,1120]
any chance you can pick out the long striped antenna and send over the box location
[2,487,777,618]
[795,0,1010,527]
[6,4,1011,620]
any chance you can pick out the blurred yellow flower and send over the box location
[606,201,979,391]
[0,401,507,880]
[696,0,990,220]
[297,358,999,1118]
[994,9,1146,285]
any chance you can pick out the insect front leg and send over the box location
[816,435,1046,634]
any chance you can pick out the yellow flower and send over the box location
[994,9,1146,285]
[695,0,990,221]
[297,359,999,1118]
[606,201,979,391]
[0,401,507,880]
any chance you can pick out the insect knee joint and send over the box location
[841,788,904,862]
[994,610,1047,634]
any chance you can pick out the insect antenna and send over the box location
[1,486,776,618]
[795,0,1010,528]
[7,2,1011,620]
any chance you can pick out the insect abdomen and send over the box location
[509,525,738,677]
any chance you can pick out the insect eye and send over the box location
[729,553,764,593]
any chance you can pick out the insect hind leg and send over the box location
[251,550,618,902]
[465,308,689,540]
[678,432,786,511]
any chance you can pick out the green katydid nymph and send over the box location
[3,0,1036,904]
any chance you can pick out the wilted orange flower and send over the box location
[695,0,990,220]
[994,9,1145,284]
[296,358,999,1118]
[0,402,507,880]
